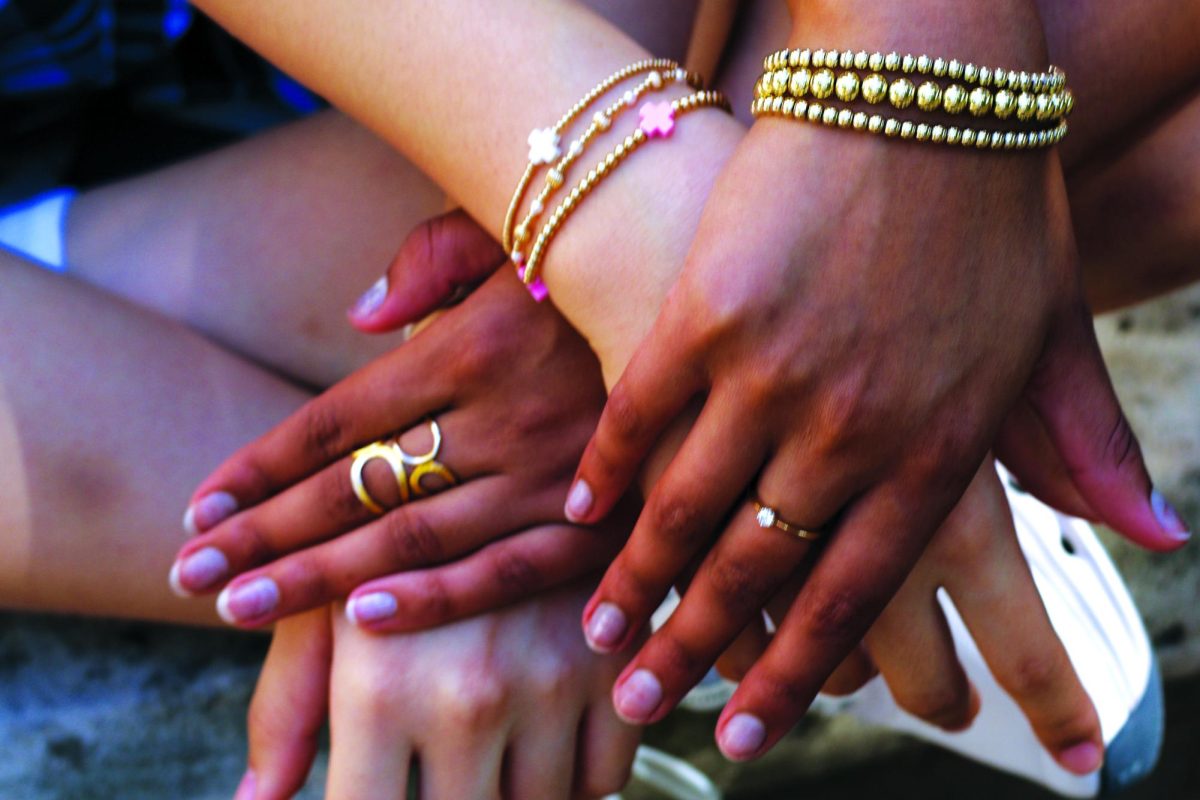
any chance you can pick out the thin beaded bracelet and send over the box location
[509,66,701,271]
[755,66,1073,123]
[751,94,1068,150]
[521,90,731,287]
[762,47,1065,94]
[502,58,683,256]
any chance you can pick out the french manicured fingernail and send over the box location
[1151,489,1191,541]
[234,769,256,800]
[351,275,388,318]
[182,491,238,535]
[614,669,662,723]
[168,547,229,596]
[585,602,627,652]
[565,479,593,521]
[346,592,398,625]
[1058,741,1103,774]
[217,577,279,624]
[720,713,766,760]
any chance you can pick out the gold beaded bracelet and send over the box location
[509,66,701,270]
[755,64,1073,123]
[521,89,731,287]
[502,58,685,256]
[751,94,1067,150]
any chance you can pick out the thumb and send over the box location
[240,608,333,800]
[347,209,506,333]
[1008,303,1190,552]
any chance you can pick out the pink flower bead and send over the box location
[638,101,675,138]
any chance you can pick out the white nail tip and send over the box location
[168,561,188,597]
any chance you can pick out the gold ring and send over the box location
[408,460,459,497]
[395,418,443,466]
[350,442,411,515]
[753,502,820,541]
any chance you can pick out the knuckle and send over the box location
[381,508,443,568]
[582,764,634,799]
[705,554,777,618]
[745,662,812,712]
[648,631,708,685]
[299,403,351,463]
[797,585,875,646]
[604,383,647,447]
[647,492,707,551]
[224,515,273,565]
[896,682,971,730]
[435,669,508,727]
[274,554,332,608]
[486,548,543,596]
[402,572,455,625]
[1005,651,1068,700]
[1101,414,1142,474]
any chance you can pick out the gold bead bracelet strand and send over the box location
[751,94,1068,150]
[762,48,1065,94]
[509,66,701,268]
[521,89,731,287]
[502,58,683,254]
[755,65,1073,123]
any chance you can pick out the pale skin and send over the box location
[185,0,1197,768]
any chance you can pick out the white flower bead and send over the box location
[526,127,560,164]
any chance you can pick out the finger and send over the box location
[346,520,625,632]
[243,608,332,800]
[185,339,454,532]
[820,646,877,697]
[1018,303,1190,551]
[940,466,1103,774]
[576,700,641,799]
[214,476,527,627]
[566,306,704,524]
[994,397,1097,521]
[325,628,413,800]
[608,503,814,725]
[580,397,767,654]
[714,616,770,683]
[715,477,948,761]
[506,714,580,800]
[863,573,977,731]
[348,209,506,332]
[172,411,489,595]
[417,728,507,800]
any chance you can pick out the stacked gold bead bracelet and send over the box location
[521,89,730,287]
[752,46,1072,150]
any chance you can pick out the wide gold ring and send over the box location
[396,418,443,466]
[350,442,411,515]
[753,502,820,541]
[408,459,458,497]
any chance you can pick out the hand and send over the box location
[235,585,639,800]
[170,213,627,628]
[564,120,1179,759]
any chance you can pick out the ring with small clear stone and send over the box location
[753,502,820,541]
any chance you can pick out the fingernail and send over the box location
[565,479,593,521]
[234,769,256,800]
[350,275,388,318]
[585,602,627,652]
[1151,489,1191,541]
[1058,740,1103,774]
[720,713,766,760]
[217,577,279,625]
[614,669,662,723]
[168,547,229,596]
[346,592,398,624]
[182,491,238,535]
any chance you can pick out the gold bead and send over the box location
[793,99,808,118]
[1016,132,1028,148]
[993,89,1016,118]
[963,63,979,83]
[852,111,868,130]
[946,126,961,144]
[888,78,915,108]
[916,55,932,73]
[854,50,870,69]
[1017,71,1031,91]
[901,54,916,72]
[837,108,853,127]
[868,52,885,71]
[900,120,915,139]
[823,49,840,68]
[992,68,1008,89]
[943,84,968,114]
[771,69,790,96]
[789,68,812,97]
[807,102,822,121]
[822,106,838,125]
[546,169,563,188]
[915,123,931,141]
[812,49,826,66]
[514,223,529,242]
[1035,93,1052,120]
[978,66,992,86]
[781,98,795,115]
[884,51,901,71]
[788,49,801,68]
[810,69,835,99]
[884,118,900,136]
[862,73,888,104]
[932,57,947,76]
[978,131,994,149]
[931,124,946,143]
[947,59,963,79]
[1016,92,1036,120]
[835,71,860,102]
[797,49,811,67]
[968,86,993,116]
[770,96,784,113]
[839,50,855,69]
[1003,131,1016,148]
[867,114,884,133]
[624,135,636,148]
[916,81,942,111]
[1063,90,1075,116]
[961,128,976,146]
